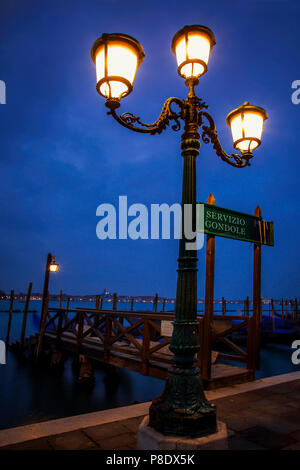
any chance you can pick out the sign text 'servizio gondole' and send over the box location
[196,203,274,246]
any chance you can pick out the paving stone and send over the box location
[98,433,137,450]
[123,416,145,433]
[287,429,300,442]
[218,391,265,406]
[264,381,300,395]
[281,441,300,450]
[251,394,294,406]
[48,430,99,450]
[227,428,236,438]
[223,413,260,432]
[84,421,132,442]
[239,425,297,450]
[1,437,53,451]
[228,435,266,450]
[276,408,300,423]
[286,395,300,408]
[213,400,245,418]
[247,401,296,417]
[259,413,300,435]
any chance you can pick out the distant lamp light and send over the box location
[226,102,268,153]
[91,33,145,109]
[49,257,59,273]
[171,25,216,80]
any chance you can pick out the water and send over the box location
[0,299,299,430]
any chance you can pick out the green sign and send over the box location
[196,202,274,246]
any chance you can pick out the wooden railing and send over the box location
[41,306,256,382]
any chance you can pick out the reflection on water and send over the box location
[0,349,164,430]
[0,300,299,430]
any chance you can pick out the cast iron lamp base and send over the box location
[149,364,217,437]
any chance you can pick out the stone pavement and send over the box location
[1,375,300,450]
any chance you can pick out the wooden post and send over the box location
[6,290,14,346]
[104,314,112,362]
[162,299,166,312]
[202,193,215,381]
[40,253,52,329]
[153,293,158,313]
[271,298,275,331]
[77,311,84,352]
[112,293,117,311]
[130,297,134,311]
[142,319,150,375]
[36,294,49,360]
[57,307,63,340]
[290,300,294,321]
[100,297,103,310]
[285,299,288,320]
[59,289,62,308]
[222,297,226,315]
[244,296,249,317]
[253,205,262,370]
[66,297,70,310]
[247,316,255,371]
[94,295,100,327]
[20,282,33,348]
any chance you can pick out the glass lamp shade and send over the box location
[226,102,268,153]
[49,263,59,273]
[171,25,216,79]
[91,33,145,105]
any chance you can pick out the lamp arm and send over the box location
[108,97,185,135]
[200,110,253,168]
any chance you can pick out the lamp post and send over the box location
[36,253,59,359]
[91,25,267,437]
[40,253,59,326]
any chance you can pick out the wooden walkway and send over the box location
[25,306,257,390]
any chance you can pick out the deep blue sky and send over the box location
[0,0,299,299]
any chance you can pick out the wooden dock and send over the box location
[16,305,256,390]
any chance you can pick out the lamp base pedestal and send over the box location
[137,416,228,450]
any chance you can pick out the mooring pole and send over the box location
[20,282,33,349]
[202,193,216,382]
[40,253,52,329]
[94,295,100,327]
[253,205,262,370]
[222,297,226,315]
[6,290,14,346]
[153,293,158,313]
[36,253,52,360]
[271,298,275,331]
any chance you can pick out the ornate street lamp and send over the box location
[49,256,59,273]
[91,25,267,437]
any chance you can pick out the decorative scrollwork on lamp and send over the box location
[200,110,253,168]
[107,97,185,134]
